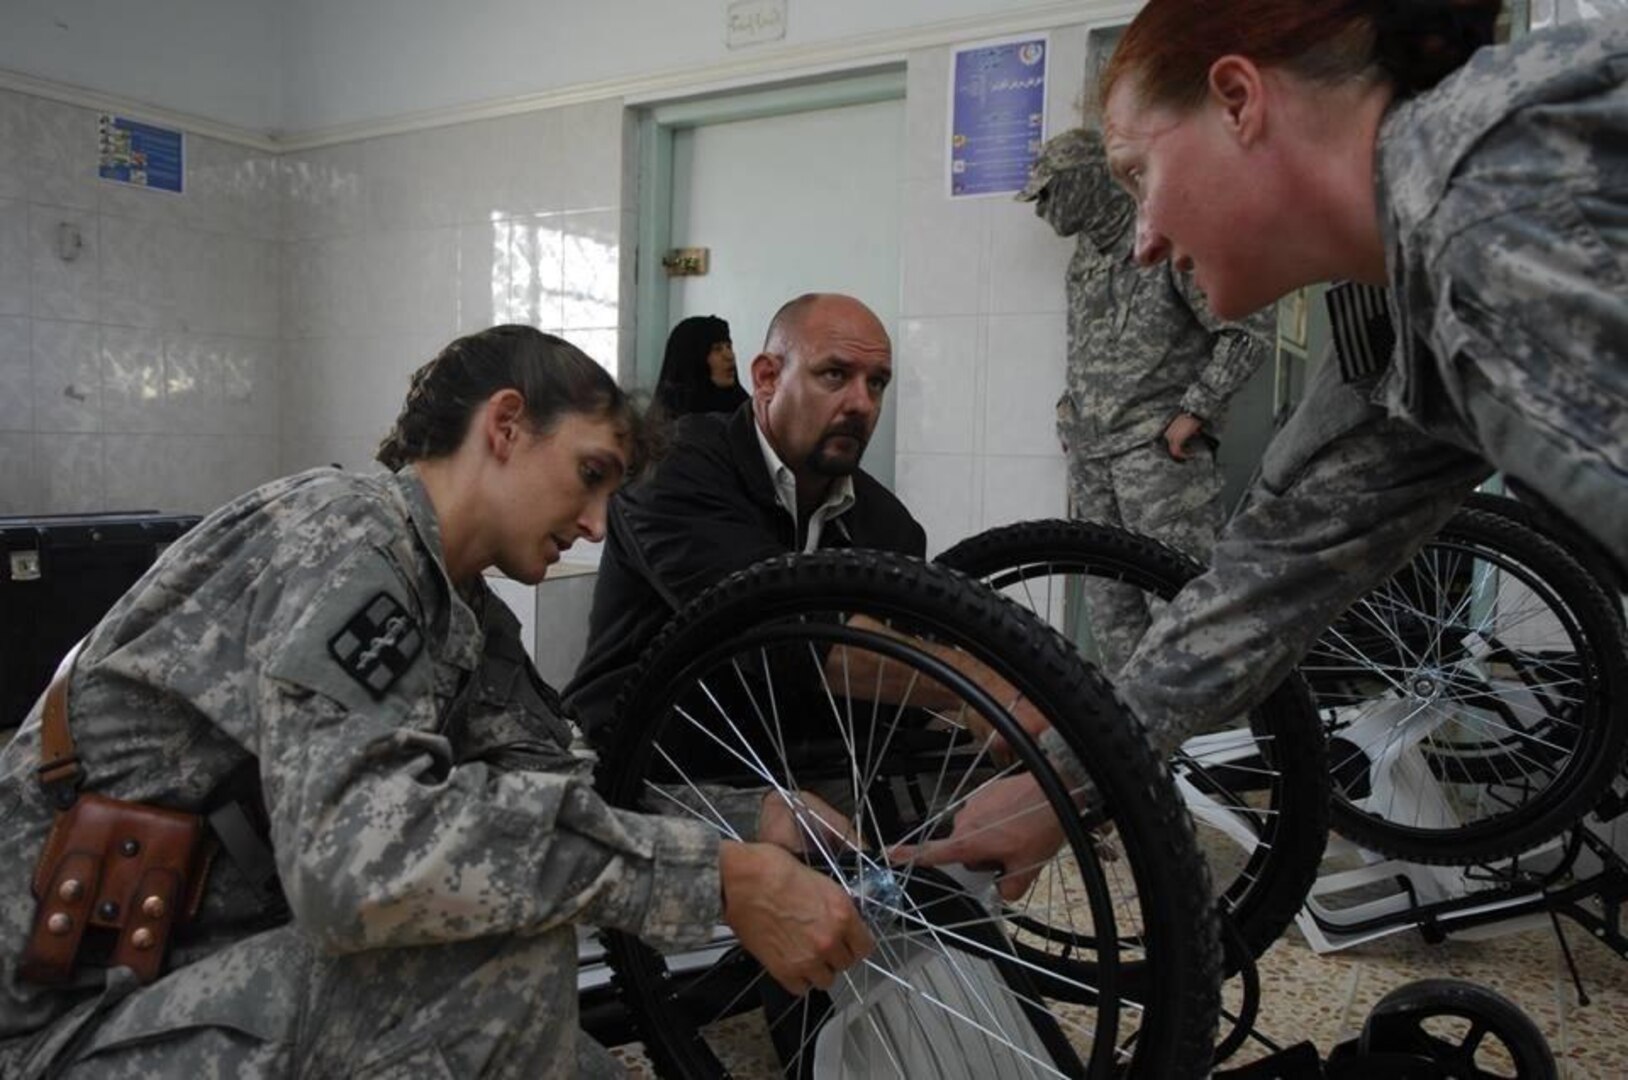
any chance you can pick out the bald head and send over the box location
[751,293,893,504]
[762,293,890,361]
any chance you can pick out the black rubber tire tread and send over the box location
[595,550,1222,1080]
[1463,491,1627,610]
[1359,977,1558,1078]
[1322,506,1628,864]
[936,518,1329,973]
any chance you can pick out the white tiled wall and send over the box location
[894,28,1088,555]
[2,29,1086,554]
[0,88,282,517]
[277,101,636,476]
[0,23,1105,685]
[0,86,636,519]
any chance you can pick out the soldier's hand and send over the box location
[956,693,1052,767]
[890,774,1067,902]
[758,790,859,855]
[1162,412,1204,461]
[720,842,874,994]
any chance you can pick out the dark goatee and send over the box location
[806,428,867,476]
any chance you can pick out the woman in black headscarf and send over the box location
[653,315,749,419]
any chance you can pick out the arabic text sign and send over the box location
[727,0,787,49]
[949,37,1048,198]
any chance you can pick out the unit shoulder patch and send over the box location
[327,591,424,699]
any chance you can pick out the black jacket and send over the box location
[563,404,926,742]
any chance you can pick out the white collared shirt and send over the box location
[753,420,856,552]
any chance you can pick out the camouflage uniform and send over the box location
[1020,129,1274,672]
[0,467,724,1078]
[1118,17,1628,760]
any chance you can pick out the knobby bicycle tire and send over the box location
[595,551,1222,1079]
[937,518,1329,978]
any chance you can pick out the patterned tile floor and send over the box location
[1226,922,1628,1077]
[606,919,1628,1077]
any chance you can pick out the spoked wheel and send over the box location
[596,551,1221,1078]
[1357,979,1558,1079]
[1304,505,1628,864]
[935,519,1329,985]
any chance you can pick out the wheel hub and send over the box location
[853,865,907,931]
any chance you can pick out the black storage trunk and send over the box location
[1,512,200,730]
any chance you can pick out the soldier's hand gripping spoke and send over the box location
[889,773,1069,902]
[719,841,874,994]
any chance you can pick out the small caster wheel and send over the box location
[1358,978,1557,1079]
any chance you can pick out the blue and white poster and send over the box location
[948,36,1048,198]
[98,115,184,194]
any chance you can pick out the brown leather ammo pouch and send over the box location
[19,648,215,986]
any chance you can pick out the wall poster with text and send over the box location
[948,35,1048,198]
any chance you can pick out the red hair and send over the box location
[1100,0,1503,114]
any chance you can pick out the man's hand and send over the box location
[758,790,857,855]
[1162,412,1205,461]
[954,692,1053,767]
[829,617,1053,765]
[891,774,1067,902]
[721,842,874,994]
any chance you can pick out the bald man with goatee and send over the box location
[564,292,925,738]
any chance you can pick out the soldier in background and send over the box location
[1020,128,1274,673]
[0,325,870,1078]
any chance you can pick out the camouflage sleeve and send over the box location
[648,783,767,843]
[1421,190,1628,568]
[256,545,723,954]
[1176,272,1276,423]
[1116,357,1489,758]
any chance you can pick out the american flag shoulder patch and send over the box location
[1325,282,1397,383]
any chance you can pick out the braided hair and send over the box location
[375,325,649,476]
